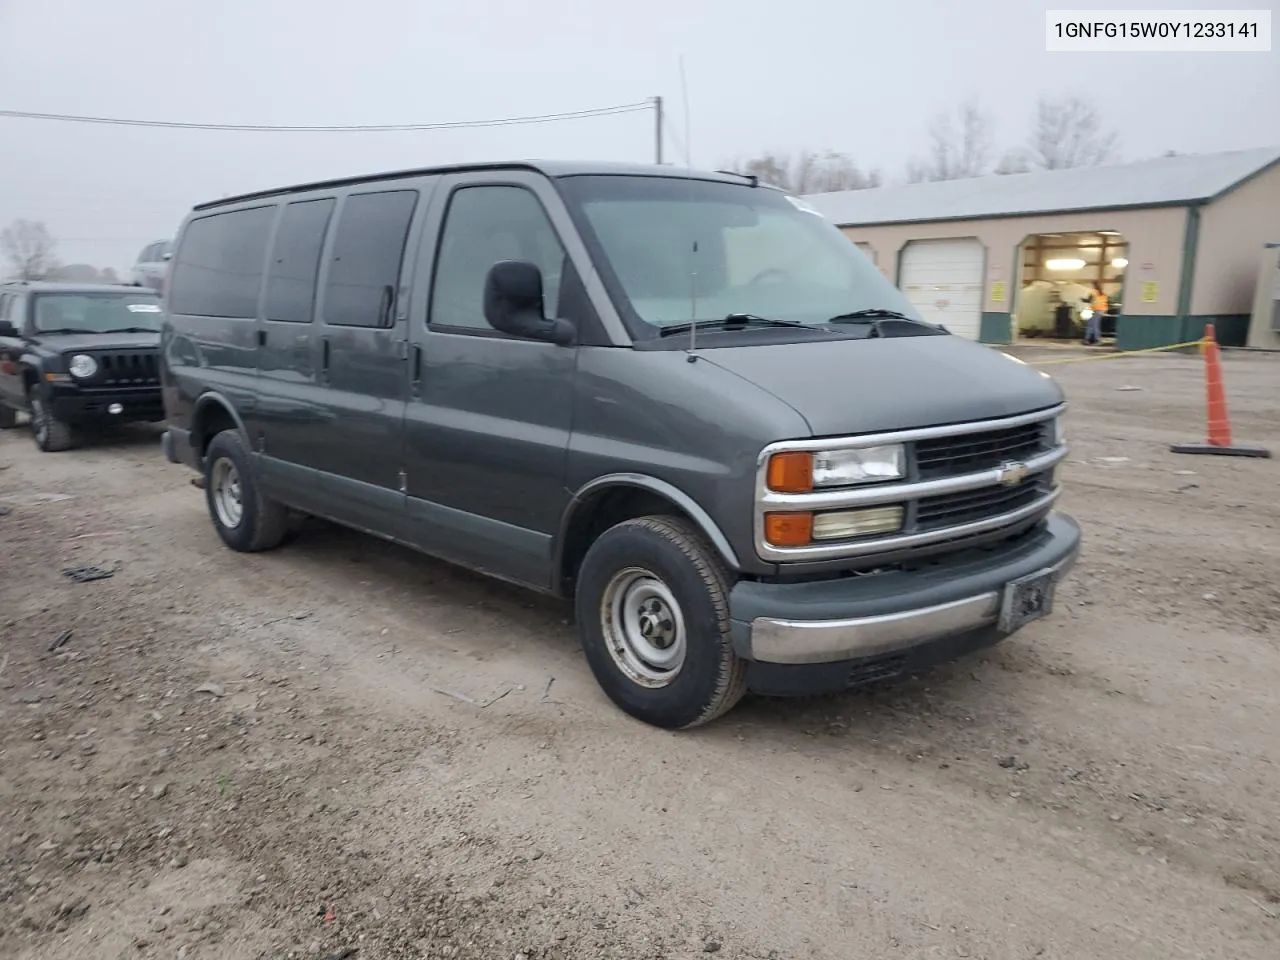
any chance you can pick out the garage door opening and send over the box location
[1013,231,1129,343]
[897,238,985,341]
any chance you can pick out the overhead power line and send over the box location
[0,101,654,133]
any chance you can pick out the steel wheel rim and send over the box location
[210,458,243,529]
[601,567,686,688]
[31,397,48,446]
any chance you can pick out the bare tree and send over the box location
[732,150,882,194]
[1,219,58,280]
[906,98,994,183]
[994,149,1032,176]
[1026,95,1119,170]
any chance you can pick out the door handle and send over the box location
[379,285,394,328]
[256,329,267,347]
[320,336,331,383]
[410,344,423,396]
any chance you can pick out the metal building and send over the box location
[803,146,1280,350]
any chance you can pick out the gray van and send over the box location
[159,161,1079,729]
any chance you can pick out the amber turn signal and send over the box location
[764,512,813,547]
[767,452,813,493]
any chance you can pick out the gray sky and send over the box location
[1,0,1277,273]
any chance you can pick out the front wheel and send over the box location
[575,515,747,729]
[29,391,73,452]
[203,429,290,552]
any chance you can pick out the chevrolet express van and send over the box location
[159,161,1079,729]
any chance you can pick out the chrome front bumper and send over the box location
[732,514,1081,667]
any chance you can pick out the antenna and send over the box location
[680,54,699,363]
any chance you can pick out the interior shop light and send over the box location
[1111,257,1129,268]
[1045,258,1086,270]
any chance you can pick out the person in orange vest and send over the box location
[1081,281,1108,345]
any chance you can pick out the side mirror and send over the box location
[0,320,18,338]
[483,260,574,345]
[161,253,172,262]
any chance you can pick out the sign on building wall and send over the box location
[1141,281,1158,303]
[990,281,1006,302]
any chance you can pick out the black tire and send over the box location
[575,515,748,729]
[203,429,289,552]
[0,404,17,429]
[28,390,74,452]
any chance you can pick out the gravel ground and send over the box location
[2,346,1278,960]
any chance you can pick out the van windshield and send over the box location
[558,174,922,334]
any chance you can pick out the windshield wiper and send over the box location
[102,327,159,334]
[659,313,813,337]
[36,328,96,336]
[823,309,916,324]
[822,309,947,338]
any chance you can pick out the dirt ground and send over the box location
[2,345,1278,960]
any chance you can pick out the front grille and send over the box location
[93,351,160,386]
[755,405,1064,563]
[916,478,1049,531]
[914,421,1047,479]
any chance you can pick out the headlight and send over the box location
[813,445,905,486]
[68,354,98,379]
[812,505,904,540]
[766,444,905,493]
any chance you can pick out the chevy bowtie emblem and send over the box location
[997,461,1030,486]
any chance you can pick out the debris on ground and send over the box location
[61,565,114,583]
[194,682,226,698]
[47,630,73,653]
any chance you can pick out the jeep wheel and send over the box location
[575,515,747,729]
[204,429,289,552]
[0,404,17,429]
[29,392,73,452]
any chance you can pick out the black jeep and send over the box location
[0,281,165,451]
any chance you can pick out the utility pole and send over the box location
[653,96,663,165]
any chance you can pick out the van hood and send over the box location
[699,334,1063,437]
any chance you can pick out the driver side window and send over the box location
[429,185,565,332]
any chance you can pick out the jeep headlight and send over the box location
[68,354,98,379]
[766,444,905,493]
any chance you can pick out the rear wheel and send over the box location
[29,390,73,452]
[203,429,289,552]
[575,515,747,729]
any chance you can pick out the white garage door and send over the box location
[898,238,985,340]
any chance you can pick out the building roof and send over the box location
[802,146,1280,227]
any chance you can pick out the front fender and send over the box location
[553,473,741,591]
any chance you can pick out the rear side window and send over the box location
[321,190,418,328]
[169,206,275,318]
[265,198,335,323]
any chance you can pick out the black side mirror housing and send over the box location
[483,260,574,346]
[0,320,18,338]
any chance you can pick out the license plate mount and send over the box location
[998,567,1057,634]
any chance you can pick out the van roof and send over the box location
[193,160,771,211]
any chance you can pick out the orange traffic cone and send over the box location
[1171,323,1270,458]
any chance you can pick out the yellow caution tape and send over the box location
[1028,338,1207,365]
